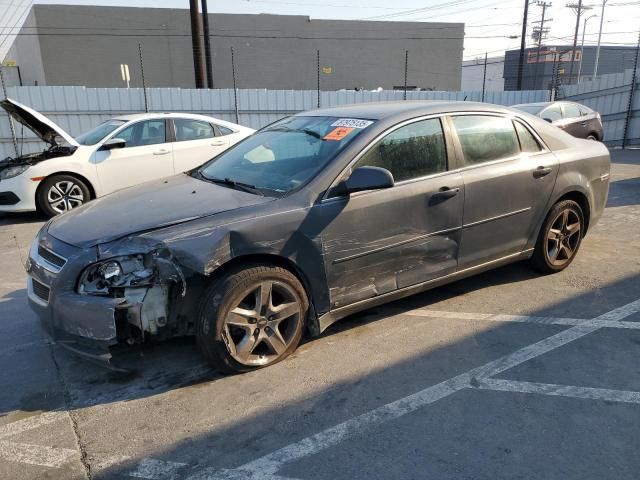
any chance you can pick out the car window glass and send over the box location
[354,118,446,182]
[452,115,519,165]
[514,121,542,153]
[116,120,166,148]
[541,105,562,122]
[174,119,215,142]
[579,105,592,116]
[562,103,581,119]
[75,120,126,146]
[217,125,235,136]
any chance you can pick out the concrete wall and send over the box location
[9,5,464,91]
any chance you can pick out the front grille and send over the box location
[32,278,51,303]
[38,245,67,269]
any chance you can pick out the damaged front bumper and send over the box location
[26,226,186,368]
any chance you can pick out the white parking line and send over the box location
[474,378,640,404]
[128,458,189,479]
[0,411,67,440]
[186,298,640,480]
[0,441,77,468]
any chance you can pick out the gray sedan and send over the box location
[26,101,611,373]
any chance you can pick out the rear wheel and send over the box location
[586,133,598,141]
[37,174,91,217]
[197,265,308,373]
[529,200,584,274]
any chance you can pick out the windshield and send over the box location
[198,116,375,195]
[513,104,546,115]
[75,120,127,145]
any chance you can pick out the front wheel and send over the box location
[37,174,91,217]
[197,265,308,373]
[529,200,584,274]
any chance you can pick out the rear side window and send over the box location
[562,103,581,119]
[174,119,215,142]
[452,115,519,165]
[514,121,542,153]
[217,125,235,136]
[355,118,447,182]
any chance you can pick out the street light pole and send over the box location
[577,14,597,83]
[593,0,608,79]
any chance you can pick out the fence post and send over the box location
[403,50,409,101]
[622,32,640,149]
[138,43,149,113]
[317,49,320,109]
[231,47,239,124]
[482,52,488,102]
[0,67,18,158]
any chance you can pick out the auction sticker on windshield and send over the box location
[324,126,355,141]
[331,118,374,129]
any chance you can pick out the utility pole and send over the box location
[593,0,608,79]
[189,0,205,89]
[577,14,597,83]
[532,1,552,89]
[201,0,214,88]
[567,0,590,84]
[516,0,531,90]
[622,32,639,149]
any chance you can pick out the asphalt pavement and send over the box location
[1,149,639,480]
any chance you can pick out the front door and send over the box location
[94,119,174,194]
[450,114,558,268]
[320,117,464,310]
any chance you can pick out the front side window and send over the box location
[514,121,542,153]
[174,119,215,142]
[452,115,519,165]
[562,103,581,119]
[198,116,374,195]
[541,104,562,122]
[75,120,126,146]
[354,118,446,182]
[116,119,166,148]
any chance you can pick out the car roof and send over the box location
[112,112,251,130]
[301,100,516,121]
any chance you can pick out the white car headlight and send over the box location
[0,164,29,180]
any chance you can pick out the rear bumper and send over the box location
[0,173,38,212]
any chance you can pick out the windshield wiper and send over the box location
[205,176,264,196]
[268,126,323,139]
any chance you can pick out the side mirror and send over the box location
[343,166,394,194]
[99,138,126,151]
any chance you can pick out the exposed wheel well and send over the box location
[556,191,591,233]
[36,171,97,201]
[202,253,319,333]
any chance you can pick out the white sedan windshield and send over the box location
[75,120,127,146]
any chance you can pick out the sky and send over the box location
[1,0,639,63]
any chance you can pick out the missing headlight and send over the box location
[79,254,155,295]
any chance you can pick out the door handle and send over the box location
[210,140,226,146]
[580,122,587,126]
[533,166,552,178]
[153,149,170,155]
[431,187,460,200]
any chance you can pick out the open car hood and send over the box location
[1,98,79,148]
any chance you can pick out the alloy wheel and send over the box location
[222,280,303,366]
[47,180,85,213]
[546,208,581,267]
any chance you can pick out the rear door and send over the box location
[320,116,464,309]
[560,103,587,138]
[171,118,224,172]
[450,114,558,268]
[93,118,174,194]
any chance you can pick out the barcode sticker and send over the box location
[331,118,374,129]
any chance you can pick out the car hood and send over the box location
[47,174,274,248]
[1,98,79,148]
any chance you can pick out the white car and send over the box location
[0,98,254,217]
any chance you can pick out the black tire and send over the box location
[586,133,598,141]
[37,174,91,218]
[529,200,584,274]
[196,264,308,374]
